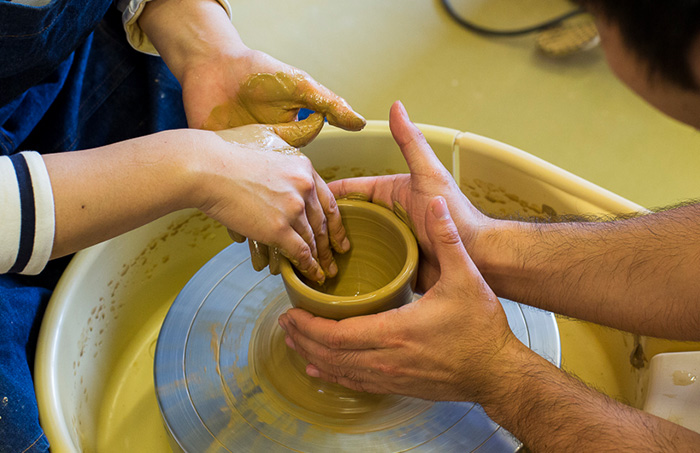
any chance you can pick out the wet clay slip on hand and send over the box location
[280,199,419,320]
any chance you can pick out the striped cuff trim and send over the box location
[22,151,56,275]
[0,158,21,272]
[0,152,55,276]
[8,154,35,273]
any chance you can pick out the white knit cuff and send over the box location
[0,152,55,275]
[119,0,233,56]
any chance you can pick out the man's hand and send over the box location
[330,101,493,291]
[277,196,700,452]
[204,123,349,283]
[278,196,517,401]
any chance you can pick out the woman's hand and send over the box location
[183,50,366,145]
[43,125,347,283]
[198,123,349,283]
[138,0,365,145]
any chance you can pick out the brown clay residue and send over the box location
[317,165,340,182]
[72,212,226,421]
[239,72,304,121]
[203,71,344,148]
[248,240,270,272]
[392,201,417,237]
[460,177,559,219]
[210,322,222,378]
[338,192,370,202]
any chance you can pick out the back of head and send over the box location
[575,0,700,90]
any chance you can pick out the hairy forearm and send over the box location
[477,204,700,340]
[44,130,203,259]
[482,341,700,452]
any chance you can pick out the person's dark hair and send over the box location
[574,0,700,90]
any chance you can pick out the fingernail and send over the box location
[315,266,326,285]
[352,114,367,130]
[396,100,406,116]
[306,364,320,378]
[329,260,338,277]
[285,335,296,350]
[431,197,451,220]
[278,316,287,331]
[340,237,351,253]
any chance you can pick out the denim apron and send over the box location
[0,1,187,451]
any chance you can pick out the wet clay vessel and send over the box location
[280,199,419,320]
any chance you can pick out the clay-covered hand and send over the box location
[278,196,518,401]
[330,101,490,292]
[183,49,366,146]
[220,113,345,275]
[204,120,350,283]
[138,0,365,145]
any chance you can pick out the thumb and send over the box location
[425,196,479,283]
[389,101,447,176]
[271,112,325,148]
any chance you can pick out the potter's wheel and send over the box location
[154,242,561,452]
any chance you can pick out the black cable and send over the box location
[440,0,584,37]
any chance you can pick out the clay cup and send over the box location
[280,199,418,319]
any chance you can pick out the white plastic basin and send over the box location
[36,121,695,452]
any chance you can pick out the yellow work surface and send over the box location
[232,0,700,209]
